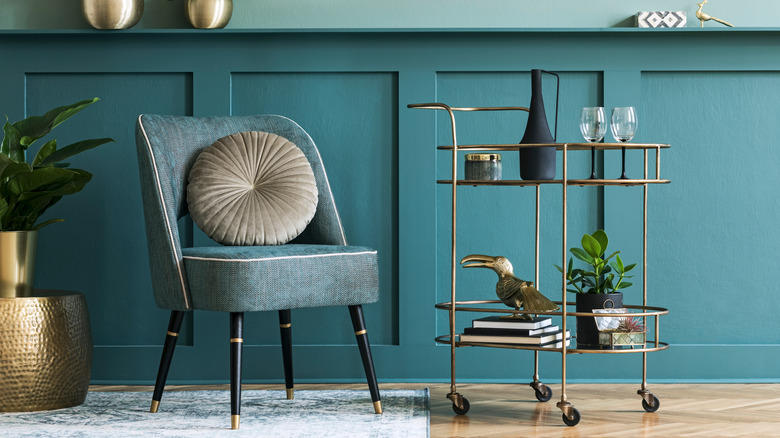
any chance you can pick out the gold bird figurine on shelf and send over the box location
[461,254,559,319]
[696,0,734,27]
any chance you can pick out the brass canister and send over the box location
[0,230,38,299]
[0,290,92,412]
[82,0,144,30]
[186,0,233,29]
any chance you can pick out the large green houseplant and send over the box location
[0,97,113,297]
[555,229,636,349]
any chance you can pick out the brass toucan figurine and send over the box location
[696,0,734,27]
[461,254,559,319]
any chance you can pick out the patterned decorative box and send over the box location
[598,331,646,348]
[636,11,687,28]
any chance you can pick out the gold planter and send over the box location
[186,0,233,29]
[0,290,92,412]
[82,0,144,30]
[0,230,38,298]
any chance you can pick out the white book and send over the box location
[460,329,570,345]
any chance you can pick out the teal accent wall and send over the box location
[3,28,780,385]
[0,0,775,30]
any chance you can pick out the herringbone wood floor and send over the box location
[94,383,780,437]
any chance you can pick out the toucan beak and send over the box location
[460,254,496,269]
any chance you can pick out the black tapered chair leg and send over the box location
[278,309,294,400]
[150,310,186,413]
[348,305,382,414]
[230,312,244,430]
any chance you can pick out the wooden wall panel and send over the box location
[0,29,777,383]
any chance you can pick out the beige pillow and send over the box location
[187,131,318,245]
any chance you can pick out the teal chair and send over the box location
[135,114,381,429]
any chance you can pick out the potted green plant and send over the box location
[555,229,636,349]
[0,97,113,297]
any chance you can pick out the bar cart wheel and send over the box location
[534,385,553,402]
[452,397,470,415]
[642,395,660,413]
[562,408,581,427]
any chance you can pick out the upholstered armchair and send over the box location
[135,114,381,429]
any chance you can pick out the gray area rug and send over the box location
[0,389,429,437]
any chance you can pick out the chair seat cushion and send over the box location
[186,131,318,246]
[181,244,379,312]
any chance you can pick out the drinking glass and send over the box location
[610,107,637,179]
[580,107,606,179]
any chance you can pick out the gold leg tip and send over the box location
[373,400,383,414]
[150,400,160,413]
[231,415,240,430]
[286,388,294,400]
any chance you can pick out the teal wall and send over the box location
[0,0,775,30]
[3,28,780,385]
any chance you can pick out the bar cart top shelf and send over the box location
[437,142,670,151]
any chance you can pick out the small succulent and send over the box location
[617,316,645,333]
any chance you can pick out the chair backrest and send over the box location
[135,114,347,310]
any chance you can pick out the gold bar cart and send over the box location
[409,103,670,426]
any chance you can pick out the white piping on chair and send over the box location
[137,115,191,309]
[183,250,377,263]
[274,115,348,246]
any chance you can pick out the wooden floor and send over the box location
[93,383,780,437]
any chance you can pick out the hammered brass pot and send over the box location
[0,290,92,412]
[0,230,37,299]
[82,0,144,30]
[186,0,233,29]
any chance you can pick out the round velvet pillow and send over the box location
[187,131,318,246]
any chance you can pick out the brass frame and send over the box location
[409,102,670,424]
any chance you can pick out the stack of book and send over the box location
[459,316,571,347]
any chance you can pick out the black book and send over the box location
[463,325,560,337]
[471,316,552,330]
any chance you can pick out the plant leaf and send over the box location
[32,139,57,166]
[581,233,602,258]
[9,167,91,201]
[32,218,65,230]
[41,137,114,165]
[570,247,594,264]
[2,120,24,160]
[0,154,32,181]
[11,98,100,148]
[592,229,608,253]
[624,263,637,273]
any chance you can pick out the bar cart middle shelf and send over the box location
[409,103,670,427]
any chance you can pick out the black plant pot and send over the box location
[575,292,623,349]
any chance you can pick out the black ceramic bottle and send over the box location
[519,69,557,180]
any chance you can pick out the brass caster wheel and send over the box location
[642,395,660,412]
[534,385,553,402]
[452,397,470,415]
[562,408,581,427]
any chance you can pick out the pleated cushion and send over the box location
[187,131,318,245]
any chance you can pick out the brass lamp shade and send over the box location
[0,230,37,299]
[0,290,92,412]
